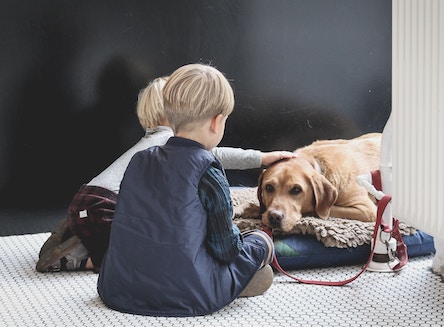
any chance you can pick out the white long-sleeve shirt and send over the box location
[88,126,261,193]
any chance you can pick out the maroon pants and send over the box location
[67,185,117,272]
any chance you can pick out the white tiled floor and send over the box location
[1,233,443,327]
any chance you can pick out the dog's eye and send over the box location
[289,186,302,195]
[265,184,274,193]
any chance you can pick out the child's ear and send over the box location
[210,114,224,134]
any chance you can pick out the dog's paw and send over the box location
[234,202,261,219]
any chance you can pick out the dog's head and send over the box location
[257,157,338,232]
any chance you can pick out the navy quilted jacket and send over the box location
[97,137,255,316]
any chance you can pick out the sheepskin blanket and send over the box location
[231,187,417,248]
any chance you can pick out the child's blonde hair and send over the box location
[136,76,168,129]
[162,63,234,133]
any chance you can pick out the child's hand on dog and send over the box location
[261,151,297,166]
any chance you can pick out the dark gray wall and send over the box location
[0,0,391,209]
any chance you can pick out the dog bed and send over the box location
[231,187,436,270]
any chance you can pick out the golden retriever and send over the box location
[257,133,381,232]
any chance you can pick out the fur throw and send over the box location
[231,187,417,248]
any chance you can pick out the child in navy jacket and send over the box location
[97,63,275,317]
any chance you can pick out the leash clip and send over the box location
[385,240,395,262]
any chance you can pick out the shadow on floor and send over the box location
[0,208,66,236]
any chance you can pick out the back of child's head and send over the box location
[162,63,234,133]
[137,76,169,129]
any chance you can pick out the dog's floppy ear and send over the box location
[311,175,338,219]
[257,169,267,214]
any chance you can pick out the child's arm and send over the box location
[198,165,243,263]
[211,147,295,170]
[211,147,261,170]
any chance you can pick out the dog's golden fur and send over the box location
[257,133,381,232]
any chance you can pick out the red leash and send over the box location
[370,170,408,271]
[262,173,407,285]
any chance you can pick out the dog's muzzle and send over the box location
[268,209,284,228]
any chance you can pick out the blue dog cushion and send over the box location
[230,186,435,270]
[274,230,435,270]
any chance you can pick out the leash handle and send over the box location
[371,169,408,271]
[262,194,392,286]
[390,219,408,271]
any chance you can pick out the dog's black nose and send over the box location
[268,210,284,227]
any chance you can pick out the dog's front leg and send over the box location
[234,202,261,219]
[328,204,376,222]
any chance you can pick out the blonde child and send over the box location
[98,63,275,316]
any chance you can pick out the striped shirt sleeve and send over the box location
[198,164,243,263]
